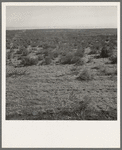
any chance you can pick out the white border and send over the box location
[3,2,120,6]
[2,2,120,148]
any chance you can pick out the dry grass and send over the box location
[100,66,117,76]
[109,54,117,64]
[6,29,117,120]
[60,53,74,64]
[74,47,84,57]
[76,69,93,81]
[21,55,38,66]
[6,67,29,78]
[6,53,117,120]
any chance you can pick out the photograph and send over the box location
[5,4,119,120]
[2,2,120,148]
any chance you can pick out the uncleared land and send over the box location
[6,29,117,120]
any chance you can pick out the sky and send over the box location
[6,6,117,29]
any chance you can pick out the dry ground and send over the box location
[6,55,117,120]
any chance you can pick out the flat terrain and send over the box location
[6,29,117,120]
[6,55,117,120]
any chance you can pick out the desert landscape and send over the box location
[6,29,117,120]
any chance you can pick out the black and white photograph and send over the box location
[2,2,120,148]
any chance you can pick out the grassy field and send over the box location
[6,29,117,120]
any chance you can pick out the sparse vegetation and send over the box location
[100,67,117,76]
[71,56,82,64]
[6,68,29,78]
[109,54,117,64]
[44,56,52,65]
[60,53,74,64]
[37,54,44,61]
[100,46,110,58]
[21,55,38,66]
[76,69,93,81]
[6,29,117,120]
[74,46,84,57]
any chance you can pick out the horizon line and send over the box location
[6,27,117,31]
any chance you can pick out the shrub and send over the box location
[47,51,55,60]
[31,43,37,47]
[79,95,91,119]
[74,58,85,66]
[89,44,100,55]
[32,47,37,51]
[109,54,117,64]
[36,50,43,55]
[70,66,78,72]
[43,49,49,56]
[42,43,50,49]
[38,44,43,48]
[76,69,93,81]
[6,69,28,77]
[6,51,11,59]
[6,43,10,49]
[17,46,29,56]
[27,45,32,53]
[89,48,97,55]
[100,46,110,58]
[44,56,51,65]
[16,46,24,54]
[15,49,22,54]
[22,49,29,56]
[70,66,79,75]
[60,51,67,56]
[74,47,84,58]
[87,57,93,63]
[60,53,73,64]
[70,56,81,64]
[21,56,38,66]
[60,52,85,65]
[100,67,117,76]
[52,51,59,58]
[38,54,44,61]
